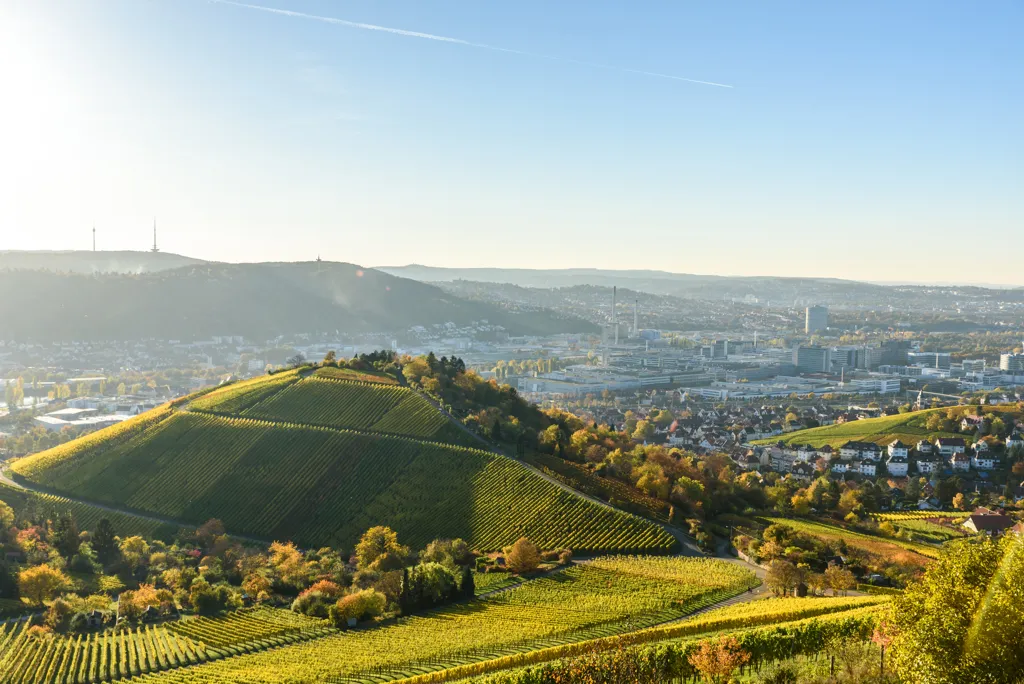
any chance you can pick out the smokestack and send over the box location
[612,286,618,345]
[634,298,639,337]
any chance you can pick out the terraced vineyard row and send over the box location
[0,482,189,542]
[11,405,174,480]
[242,378,409,430]
[870,511,971,521]
[123,559,756,684]
[312,366,399,384]
[0,620,208,684]
[167,608,329,649]
[188,371,302,414]
[14,412,675,553]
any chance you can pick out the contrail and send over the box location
[208,0,733,88]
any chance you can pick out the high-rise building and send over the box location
[794,345,832,373]
[1000,353,1024,372]
[805,305,828,334]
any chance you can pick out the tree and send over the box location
[51,513,80,559]
[355,526,409,571]
[825,565,856,596]
[119,536,150,573]
[18,565,70,606]
[631,419,655,442]
[268,541,306,587]
[889,535,1024,683]
[764,560,802,596]
[0,500,14,531]
[688,635,751,683]
[953,492,966,510]
[460,566,475,598]
[331,588,386,626]
[92,519,117,564]
[503,537,541,574]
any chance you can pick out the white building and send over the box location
[950,453,971,472]
[886,454,909,477]
[887,440,909,458]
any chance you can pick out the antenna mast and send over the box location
[92,225,96,252]
[151,219,159,253]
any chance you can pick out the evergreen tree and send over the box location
[92,518,118,565]
[399,567,411,614]
[0,562,19,599]
[51,513,80,559]
[461,566,475,599]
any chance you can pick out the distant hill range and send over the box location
[378,265,888,301]
[378,265,1024,307]
[0,257,595,340]
[0,250,209,274]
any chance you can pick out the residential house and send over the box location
[886,453,909,477]
[936,437,967,457]
[916,439,934,454]
[887,440,909,458]
[963,512,1014,536]
[792,462,815,482]
[950,452,971,472]
[971,445,997,471]
[1007,431,1024,450]
[859,459,878,477]
[915,453,942,474]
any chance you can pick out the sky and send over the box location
[1,1,1021,283]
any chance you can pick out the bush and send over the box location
[503,538,541,574]
[291,590,333,618]
[330,588,386,626]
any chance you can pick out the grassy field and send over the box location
[11,402,674,553]
[112,558,757,684]
[761,516,941,564]
[752,405,1020,449]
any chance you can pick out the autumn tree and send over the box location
[688,635,751,683]
[91,519,117,564]
[355,526,409,572]
[953,492,966,510]
[503,537,541,574]
[18,565,70,605]
[764,560,803,596]
[825,565,856,596]
[119,536,150,573]
[268,541,307,587]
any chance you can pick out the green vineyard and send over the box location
[0,482,189,542]
[13,407,675,553]
[116,558,757,684]
[166,608,333,652]
[0,620,207,683]
[0,609,336,683]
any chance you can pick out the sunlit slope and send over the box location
[12,371,675,553]
[752,405,1021,449]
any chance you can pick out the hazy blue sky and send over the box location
[1,1,1021,282]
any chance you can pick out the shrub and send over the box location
[330,588,386,626]
[503,538,541,574]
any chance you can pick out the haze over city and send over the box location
[2,1,1021,283]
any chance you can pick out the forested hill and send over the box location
[0,262,597,341]
[0,250,208,274]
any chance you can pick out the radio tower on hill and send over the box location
[92,225,96,252]
[151,219,159,253]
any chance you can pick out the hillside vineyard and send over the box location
[11,370,675,553]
